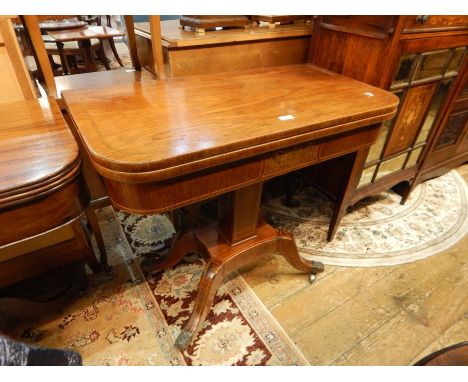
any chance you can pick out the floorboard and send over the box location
[239,164,468,365]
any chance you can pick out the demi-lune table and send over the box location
[63,64,399,349]
[0,99,101,287]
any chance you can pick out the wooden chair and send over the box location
[44,36,109,74]
[124,15,165,79]
[20,15,165,266]
[12,15,103,75]
[0,16,36,102]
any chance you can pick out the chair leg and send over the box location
[66,56,74,73]
[56,42,70,75]
[108,38,124,67]
[47,54,61,75]
[96,42,111,70]
[69,55,78,72]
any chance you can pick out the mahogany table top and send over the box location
[0,99,79,207]
[38,20,87,31]
[47,25,124,42]
[15,20,87,31]
[63,64,399,182]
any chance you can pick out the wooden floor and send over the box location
[238,164,468,365]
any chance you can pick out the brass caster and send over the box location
[309,273,317,284]
[174,329,192,350]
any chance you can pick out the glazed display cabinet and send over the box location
[418,66,468,184]
[309,16,468,205]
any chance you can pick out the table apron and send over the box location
[104,124,381,214]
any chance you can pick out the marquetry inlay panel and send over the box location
[384,83,437,157]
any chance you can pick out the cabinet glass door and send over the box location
[357,45,466,188]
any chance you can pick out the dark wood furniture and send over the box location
[36,20,87,31]
[309,16,468,206]
[15,19,88,75]
[0,98,101,288]
[47,26,124,73]
[134,19,313,78]
[15,20,87,32]
[179,15,250,34]
[80,15,124,68]
[251,15,313,27]
[415,342,468,366]
[44,35,104,75]
[416,63,468,187]
[63,64,398,348]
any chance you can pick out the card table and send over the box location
[63,64,399,349]
[0,98,101,287]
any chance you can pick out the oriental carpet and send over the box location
[3,207,309,366]
[263,170,468,266]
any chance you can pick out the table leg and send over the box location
[108,38,124,67]
[56,42,70,75]
[151,182,324,350]
[70,217,102,273]
[96,46,111,70]
[85,205,108,267]
[79,40,98,72]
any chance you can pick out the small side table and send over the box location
[47,26,124,72]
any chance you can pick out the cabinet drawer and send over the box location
[402,16,468,34]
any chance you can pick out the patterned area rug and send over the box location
[2,207,308,366]
[96,51,133,71]
[263,170,468,267]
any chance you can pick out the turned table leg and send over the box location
[151,182,324,350]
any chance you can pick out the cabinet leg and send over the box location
[327,147,371,241]
[327,204,349,242]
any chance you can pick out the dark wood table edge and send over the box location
[414,341,468,366]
